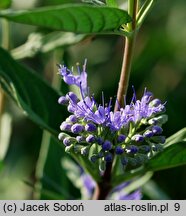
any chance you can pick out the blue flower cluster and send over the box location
[58,60,167,170]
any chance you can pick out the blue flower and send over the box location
[58,60,88,97]
[58,61,167,169]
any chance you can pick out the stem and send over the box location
[137,0,155,29]
[92,162,112,200]
[0,19,10,114]
[92,0,139,200]
[33,131,51,199]
[114,0,138,111]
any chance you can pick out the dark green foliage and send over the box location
[0,4,131,34]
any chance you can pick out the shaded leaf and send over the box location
[111,171,153,193]
[0,47,66,136]
[146,141,186,171]
[142,180,170,200]
[70,151,101,182]
[11,32,86,60]
[0,4,131,34]
[165,127,186,148]
[24,180,66,199]
[112,168,146,187]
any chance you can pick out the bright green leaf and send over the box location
[0,0,11,9]
[146,141,186,171]
[165,127,186,148]
[0,4,131,34]
[0,47,66,136]
[106,0,118,8]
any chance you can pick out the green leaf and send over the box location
[142,180,170,200]
[0,160,3,171]
[111,171,153,194]
[112,167,146,187]
[146,141,186,171]
[0,47,66,136]
[165,127,186,148]
[0,0,11,9]
[106,0,118,8]
[0,4,131,34]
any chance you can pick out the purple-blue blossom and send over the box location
[58,61,167,168]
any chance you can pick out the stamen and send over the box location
[124,95,126,107]
[83,59,87,72]
[76,62,81,75]
[131,85,136,103]
[91,95,98,109]
[116,98,121,110]
[79,81,85,100]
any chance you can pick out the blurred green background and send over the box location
[0,0,186,199]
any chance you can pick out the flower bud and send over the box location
[148,115,168,125]
[67,104,75,113]
[58,96,68,105]
[74,145,83,153]
[152,144,163,152]
[135,154,148,165]
[71,123,84,133]
[90,154,98,163]
[121,156,128,165]
[128,157,138,166]
[97,137,104,145]
[68,115,78,123]
[126,145,139,154]
[63,137,73,146]
[151,125,163,134]
[105,153,113,163]
[76,135,84,143]
[131,134,144,142]
[67,92,78,103]
[102,140,112,151]
[58,132,69,141]
[149,99,161,107]
[81,147,89,156]
[117,134,126,143]
[139,145,151,153]
[85,123,97,132]
[86,135,95,143]
[143,130,154,138]
[98,151,104,158]
[115,146,124,155]
[60,122,72,131]
[151,136,166,144]
[65,145,73,153]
